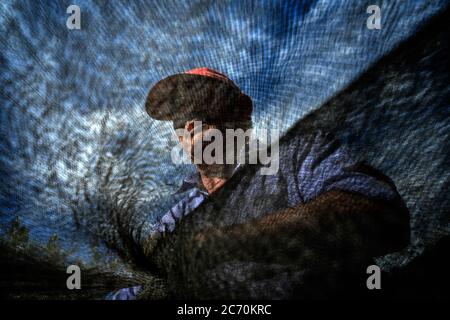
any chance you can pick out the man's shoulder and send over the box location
[277,129,335,159]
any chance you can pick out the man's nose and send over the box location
[185,120,195,132]
[185,120,203,135]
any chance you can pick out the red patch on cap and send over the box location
[184,67,232,83]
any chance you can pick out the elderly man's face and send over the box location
[178,120,222,163]
[175,116,256,179]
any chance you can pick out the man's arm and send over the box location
[186,189,410,268]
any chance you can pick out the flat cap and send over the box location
[145,67,252,123]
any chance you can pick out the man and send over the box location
[107,67,410,299]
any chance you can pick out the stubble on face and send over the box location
[179,120,237,179]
